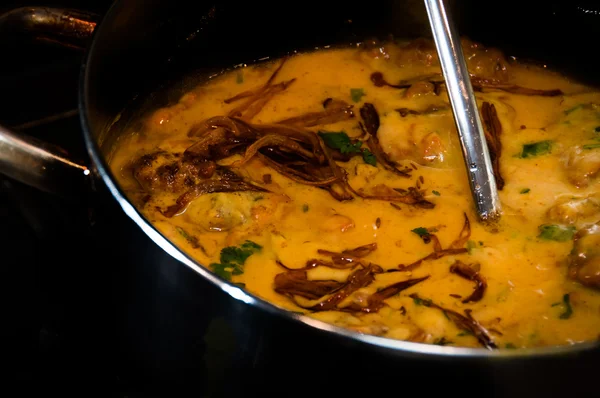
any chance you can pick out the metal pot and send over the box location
[2,1,600,393]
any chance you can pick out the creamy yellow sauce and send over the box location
[109,40,600,349]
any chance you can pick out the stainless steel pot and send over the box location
[2,0,600,367]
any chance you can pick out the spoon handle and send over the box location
[424,0,501,222]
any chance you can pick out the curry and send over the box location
[109,38,600,349]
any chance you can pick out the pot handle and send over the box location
[0,7,98,49]
[0,125,90,197]
[0,7,98,198]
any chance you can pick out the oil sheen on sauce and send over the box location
[109,40,600,349]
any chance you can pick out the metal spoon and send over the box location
[424,0,501,222]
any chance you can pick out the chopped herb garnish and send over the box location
[176,226,192,241]
[520,140,552,158]
[433,337,453,346]
[210,240,262,281]
[559,293,573,319]
[505,343,517,349]
[520,188,531,194]
[210,262,239,280]
[551,302,561,307]
[234,282,246,288]
[302,204,309,212]
[583,143,600,150]
[564,104,583,115]
[318,131,362,154]
[466,240,477,254]
[457,330,473,337]
[176,226,206,253]
[595,126,600,133]
[411,227,430,238]
[432,190,441,196]
[362,148,377,166]
[317,132,376,167]
[220,246,252,265]
[236,70,244,84]
[350,88,365,103]
[240,240,262,251]
[253,195,264,201]
[412,296,432,307]
[537,224,576,242]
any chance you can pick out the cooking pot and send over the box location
[2,0,600,394]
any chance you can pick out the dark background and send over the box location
[0,0,121,393]
[1,0,600,396]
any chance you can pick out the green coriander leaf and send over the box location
[220,246,252,265]
[520,140,552,158]
[411,227,430,237]
[318,131,350,149]
[240,240,262,251]
[520,188,531,194]
[236,70,244,84]
[231,264,244,276]
[564,104,584,115]
[211,241,261,280]
[412,296,432,307]
[176,226,191,240]
[559,293,573,319]
[537,224,576,242]
[362,148,377,166]
[350,88,365,103]
[302,204,309,212]
[175,226,205,252]
[505,343,517,349]
[583,143,600,150]
[341,141,363,154]
[318,131,362,154]
[319,132,347,149]
[210,263,232,281]
[432,190,441,196]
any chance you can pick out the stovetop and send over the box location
[2,1,599,396]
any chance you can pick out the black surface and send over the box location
[2,0,600,396]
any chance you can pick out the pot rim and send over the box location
[77,0,600,359]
